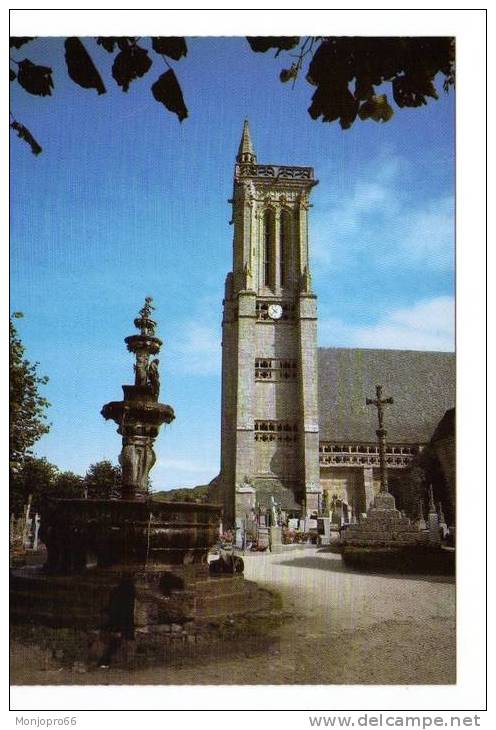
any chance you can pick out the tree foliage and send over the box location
[390,444,452,523]
[53,471,85,500]
[84,459,122,499]
[9,313,50,473]
[10,458,86,515]
[153,484,209,503]
[10,456,57,515]
[10,35,454,155]
[248,36,455,129]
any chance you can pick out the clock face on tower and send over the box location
[268,304,283,320]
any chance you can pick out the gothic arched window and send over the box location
[263,209,275,288]
[280,210,291,288]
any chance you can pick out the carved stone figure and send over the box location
[270,495,281,527]
[134,352,149,387]
[148,358,160,398]
[139,296,155,320]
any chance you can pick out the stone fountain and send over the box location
[101,296,175,500]
[11,300,276,664]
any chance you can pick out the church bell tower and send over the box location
[217,121,320,526]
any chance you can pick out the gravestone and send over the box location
[32,514,41,550]
[317,517,331,545]
[257,526,270,550]
[235,518,245,549]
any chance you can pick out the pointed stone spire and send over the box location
[236,119,257,164]
[417,497,427,530]
[438,501,446,525]
[428,484,436,513]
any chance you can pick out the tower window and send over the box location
[255,358,298,381]
[263,209,275,288]
[280,210,291,288]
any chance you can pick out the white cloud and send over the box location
[320,296,455,352]
[400,196,454,270]
[311,150,453,275]
[151,457,219,490]
[172,320,221,375]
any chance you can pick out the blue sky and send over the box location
[10,36,455,489]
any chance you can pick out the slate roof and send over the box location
[430,407,455,443]
[318,348,455,444]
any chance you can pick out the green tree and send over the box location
[391,443,451,522]
[153,484,209,503]
[84,459,121,499]
[10,455,58,515]
[9,313,50,473]
[10,35,455,154]
[53,470,85,500]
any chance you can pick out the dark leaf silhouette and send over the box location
[96,37,120,53]
[10,37,36,49]
[96,37,137,53]
[112,43,152,92]
[17,59,53,96]
[10,120,42,155]
[393,73,438,108]
[64,37,106,95]
[280,63,299,83]
[117,38,137,51]
[151,37,187,60]
[247,37,300,55]
[151,69,188,122]
[358,94,394,123]
[10,69,16,82]
[303,36,453,128]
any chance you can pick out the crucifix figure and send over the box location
[366,384,394,493]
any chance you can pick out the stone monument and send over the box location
[101,297,175,499]
[11,300,276,662]
[341,385,428,548]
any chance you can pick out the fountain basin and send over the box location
[40,498,221,573]
[101,399,174,426]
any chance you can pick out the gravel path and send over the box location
[11,548,455,685]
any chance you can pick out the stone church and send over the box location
[211,122,455,527]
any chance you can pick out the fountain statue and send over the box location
[101,297,175,499]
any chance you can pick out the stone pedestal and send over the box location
[305,485,322,516]
[269,526,282,553]
[341,491,428,547]
[235,484,256,519]
[428,510,441,545]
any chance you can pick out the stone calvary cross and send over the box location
[366,384,394,493]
